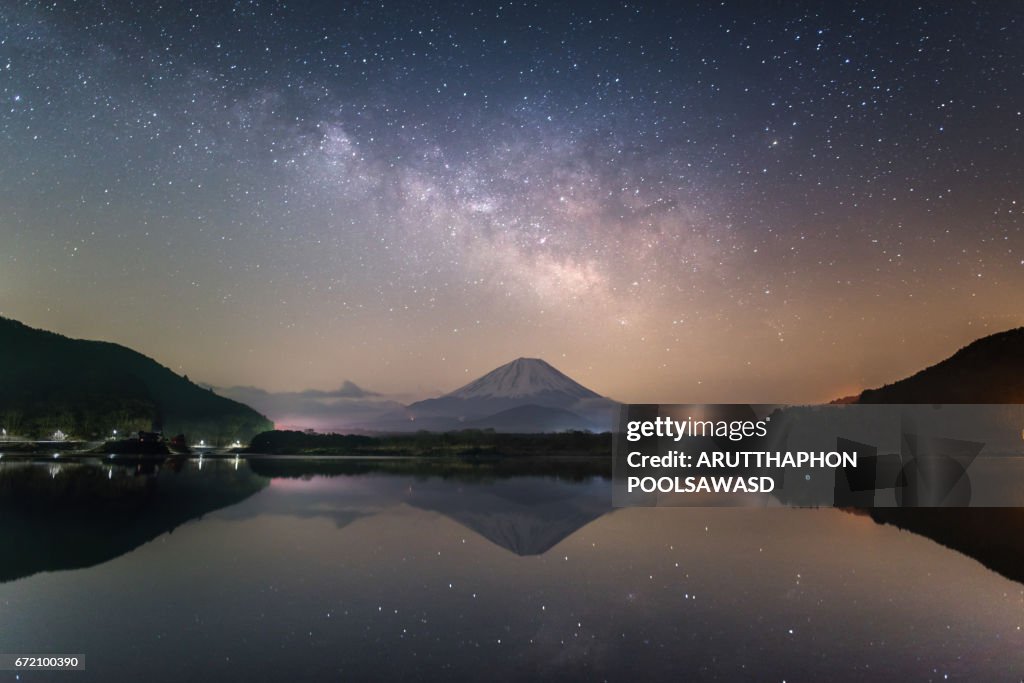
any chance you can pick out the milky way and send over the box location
[1,1,1022,402]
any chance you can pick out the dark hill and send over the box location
[0,317,271,443]
[856,327,1024,403]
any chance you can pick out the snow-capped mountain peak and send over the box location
[444,357,601,400]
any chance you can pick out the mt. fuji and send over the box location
[402,358,618,432]
[445,358,600,401]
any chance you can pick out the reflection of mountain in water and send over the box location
[405,477,612,556]
[866,508,1024,585]
[245,459,612,556]
[245,457,611,554]
[0,459,267,583]
[7,454,1022,587]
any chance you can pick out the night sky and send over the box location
[1,1,1022,403]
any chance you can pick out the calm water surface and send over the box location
[0,458,1022,682]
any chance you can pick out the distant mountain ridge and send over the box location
[0,317,271,442]
[213,382,402,432]
[855,327,1024,403]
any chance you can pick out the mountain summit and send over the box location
[402,358,617,432]
[445,358,601,401]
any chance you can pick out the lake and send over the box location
[1,457,1022,681]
